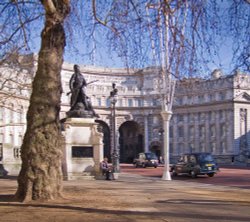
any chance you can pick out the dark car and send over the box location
[170,152,219,178]
[133,152,159,168]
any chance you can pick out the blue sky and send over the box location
[27,1,248,77]
[30,30,234,75]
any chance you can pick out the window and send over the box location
[176,97,183,105]
[10,103,14,123]
[13,147,21,158]
[18,135,23,146]
[177,114,184,122]
[189,143,194,153]
[198,112,205,122]
[220,123,226,137]
[199,125,205,138]
[210,125,215,137]
[209,111,213,121]
[128,99,133,107]
[169,143,173,154]
[118,99,123,107]
[188,113,194,122]
[106,98,110,107]
[200,142,205,152]
[18,106,23,123]
[0,133,3,143]
[178,126,184,137]
[169,126,173,138]
[179,143,184,154]
[0,106,3,121]
[9,134,14,145]
[153,116,159,124]
[210,142,216,153]
[97,98,101,106]
[138,99,143,107]
[219,110,224,119]
[189,126,194,138]
[187,96,193,104]
[219,92,225,100]
[220,141,226,154]
[209,94,214,102]
[198,95,204,103]
[152,99,158,106]
[0,143,2,161]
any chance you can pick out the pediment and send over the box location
[234,92,250,102]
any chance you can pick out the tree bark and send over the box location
[15,1,70,202]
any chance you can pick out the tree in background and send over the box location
[88,0,249,74]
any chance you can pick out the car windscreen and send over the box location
[197,153,214,163]
[145,153,157,160]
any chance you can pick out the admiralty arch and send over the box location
[0,55,250,174]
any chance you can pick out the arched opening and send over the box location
[95,120,111,161]
[119,121,143,163]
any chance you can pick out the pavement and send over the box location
[0,166,250,222]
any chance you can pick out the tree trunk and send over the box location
[15,1,70,202]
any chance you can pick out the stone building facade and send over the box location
[0,55,250,174]
[171,70,250,164]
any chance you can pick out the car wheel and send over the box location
[207,173,214,177]
[190,170,197,178]
[142,163,146,168]
[154,165,158,168]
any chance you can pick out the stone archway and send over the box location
[119,121,143,163]
[95,120,111,161]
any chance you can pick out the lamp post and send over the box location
[146,3,176,181]
[161,111,172,180]
[160,73,175,181]
[110,83,120,174]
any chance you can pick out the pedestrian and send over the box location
[100,157,112,180]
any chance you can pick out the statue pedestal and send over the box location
[62,118,103,180]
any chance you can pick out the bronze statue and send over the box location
[68,64,87,111]
[66,64,99,118]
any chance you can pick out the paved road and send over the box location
[121,164,250,189]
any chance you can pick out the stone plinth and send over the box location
[62,118,103,180]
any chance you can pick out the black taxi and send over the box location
[133,152,159,168]
[170,152,219,178]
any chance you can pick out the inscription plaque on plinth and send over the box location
[72,146,93,158]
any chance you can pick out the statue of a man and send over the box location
[67,64,99,118]
[69,64,88,111]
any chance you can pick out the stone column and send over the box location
[144,114,149,152]
[161,111,172,181]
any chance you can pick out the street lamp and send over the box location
[161,110,172,180]
[109,83,119,174]
[146,3,176,181]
